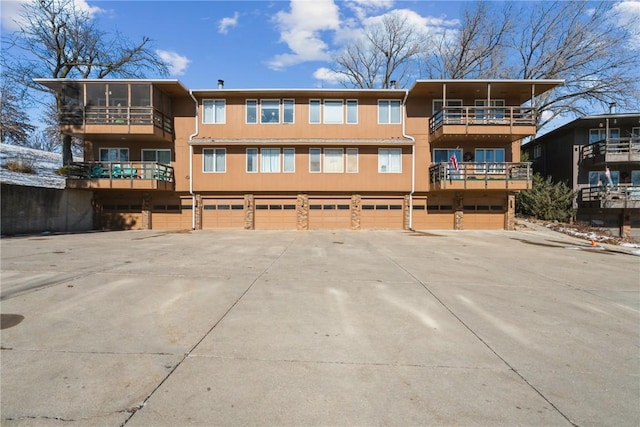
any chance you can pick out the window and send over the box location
[433,99,463,115]
[309,100,321,124]
[203,100,225,124]
[346,100,358,124]
[142,149,171,164]
[246,100,257,124]
[589,170,619,187]
[283,148,295,173]
[378,148,402,173]
[589,128,620,143]
[324,100,343,124]
[378,100,401,124]
[533,145,542,159]
[631,170,640,185]
[475,99,505,120]
[246,148,258,173]
[283,100,294,124]
[100,148,129,162]
[261,100,280,123]
[324,148,344,173]
[475,148,505,173]
[433,149,462,177]
[309,148,321,172]
[346,148,358,173]
[261,148,280,172]
[203,148,226,172]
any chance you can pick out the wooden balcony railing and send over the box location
[579,184,640,209]
[580,137,640,164]
[429,106,536,134]
[429,162,532,190]
[59,106,173,135]
[63,161,174,190]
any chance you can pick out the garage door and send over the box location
[360,198,403,229]
[202,198,245,229]
[309,198,351,229]
[255,198,297,229]
[463,200,505,230]
[101,201,143,230]
[412,203,454,230]
[151,198,192,230]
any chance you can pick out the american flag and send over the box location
[605,166,613,187]
[449,154,459,172]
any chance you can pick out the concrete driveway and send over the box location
[1,225,639,426]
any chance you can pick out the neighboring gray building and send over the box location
[522,112,640,238]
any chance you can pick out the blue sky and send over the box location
[2,0,469,89]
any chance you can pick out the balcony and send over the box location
[579,184,640,209]
[580,137,640,166]
[429,162,532,191]
[63,161,174,191]
[429,106,536,143]
[59,106,174,142]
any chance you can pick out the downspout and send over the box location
[188,90,199,230]
[402,89,416,230]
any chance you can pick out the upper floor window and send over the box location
[261,100,280,123]
[346,148,358,173]
[261,148,281,172]
[589,128,620,143]
[246,99,294,124]
[309,100,321,124]
[433,99,462,115]
[346,100,358,124]
[378,148,402,173]
[246,100,258,124]
[203,148,226,172]
[283,100,295,124]
[324,100,344,124]
[203,100,225,124]
[142,149,171,164]
[100,148,129,162]
[533,145,542,159]
[324,148,344,172]
[632,127,640,138]
[309,148,321,172]
[475,148,505,173]
[378,100,401,124]
[246,148,258,172]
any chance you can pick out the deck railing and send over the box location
[59,106,173,134]
[429,106,536,134]
[580,137,640,163]
[63,161,174,182]
[429,162,532,186]
[579,184,640,208]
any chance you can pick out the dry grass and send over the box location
[3,159,36,174]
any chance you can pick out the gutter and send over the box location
[188,90,199,230]
[401,89,416,231]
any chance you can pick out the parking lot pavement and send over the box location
[1,228,638,426]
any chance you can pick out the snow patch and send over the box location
[0,143,79,189]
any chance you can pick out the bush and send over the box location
[517,173,575,222]
[4,159,36,174]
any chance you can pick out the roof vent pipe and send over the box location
[218,79,224,89]
[609,102,616,114]
[390,80,397,89]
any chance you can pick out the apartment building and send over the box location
[523,112,640,238]
[36,78,562,231]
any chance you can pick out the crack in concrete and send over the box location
[0,347,181,356]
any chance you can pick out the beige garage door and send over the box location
[255,199,297,229]
[202,198,245,229]
[463,200,505,230]
[360,198,403,229]
[412,203,455,230]
[309,198,351,229]
[101,201,143,230]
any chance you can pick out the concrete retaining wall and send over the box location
[1,184,93,236]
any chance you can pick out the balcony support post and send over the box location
[454,192,464,230]
[506,192,516,230]
[142,193,151,230]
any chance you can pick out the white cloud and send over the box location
[218,12,239,34]
[156,50,191,76]
[313,67,343,85]
[1,0,104,32]
[268,0,341,70]
[345,0,394,21]
[609,1,640,49]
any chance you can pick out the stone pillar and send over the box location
[454,192,464,230]
[141,193,151,230]
[403,195,411,230]
[195,194,203,230]
[296,193,309,230]
[244,194,254,230]
[351,194,361,230]
[506,192,516,230]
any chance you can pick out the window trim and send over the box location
[323,100,344,124]
[141,149,171,165]
[378,148,402,173]
[346,148,358,173]
[99,148,130,162]
[309,148,322,173]
[323,148,344,173]
[346,99,358,124]
[283,99,295,124]
[246,99,258,124]
[202,99,226,124]
[378,99,402,124]
[309,99,321,124]
[203,148,226,173]
[260,148,281,173]
[246,148,258,173]
[260,99,280,124]
[283,148,295,173]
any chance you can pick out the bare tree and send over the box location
[0,78,35,146]
[333,11,425,88]
[2,0,168,164]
